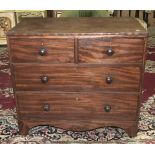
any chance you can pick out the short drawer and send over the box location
[78,37,145,63]
[13,64,141,92]
[9,38,74,63]
[16,92,139,122]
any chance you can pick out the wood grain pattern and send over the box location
[9,38,74,63]
[7,17,148,137]
[16,92,139,121]
[79,38,145,63]
[13,64,141,92]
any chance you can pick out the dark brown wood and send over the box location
[16,92,139,122]
[18,120,30,135]
[120,11,122,17]
[74,38,79,63]
[136,37,148,127]
[13,64,141,92]
[7,17,148,138]
[135,10,140,18]
[9,38,74,63]
[79,37,145,63]
[129,10,131,17]
[47,10,54,18]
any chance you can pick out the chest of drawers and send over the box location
[7,17,148,137]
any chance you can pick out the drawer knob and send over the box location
[43,103,50,112]
[106,76,113,84]
[40,75,49,83]
[106,48,114,56]
[39,48,47,56]
[104,105,111,112]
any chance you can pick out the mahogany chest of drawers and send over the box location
[7,17,148,137]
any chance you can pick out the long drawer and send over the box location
[16,92,139,122]
[13,64,141,92]
[9,38,74,63]
[79,38,145,63]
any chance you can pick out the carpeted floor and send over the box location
[0,30,155,143]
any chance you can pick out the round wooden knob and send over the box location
[39,48,47,56]
[104,105,111,112]
[40,75,49,83]
[106,76,113,84]
[43,103,50,111]
[106,48,114,56]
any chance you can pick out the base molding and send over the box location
[18,119,138,137]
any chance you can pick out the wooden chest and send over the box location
[7,17,148,137]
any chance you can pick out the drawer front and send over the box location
[9,38,74,63]
[79,38,144,63]
[13,65,141,92]
[16,92,138,122]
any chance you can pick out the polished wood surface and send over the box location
[7,17,148,137]
[79,38,145,63]
[16,92,138,122]
[13,64,140,91]
[9,38,74,63]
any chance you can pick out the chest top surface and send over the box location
[7,17,147,36]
